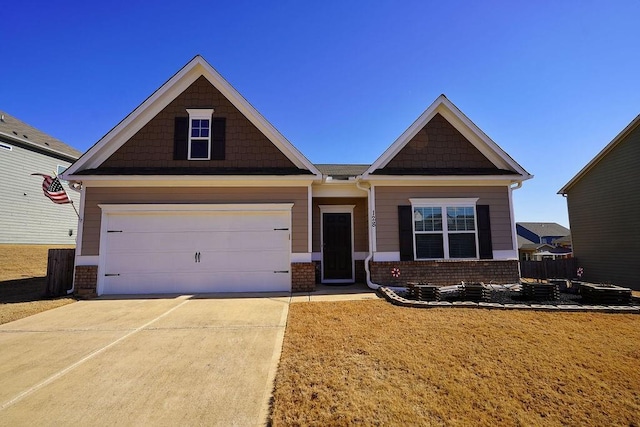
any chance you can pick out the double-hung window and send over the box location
[187,109,214,160]
[410,198,479,260]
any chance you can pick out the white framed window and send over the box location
[410,198,479,260]
[187,108,214,160]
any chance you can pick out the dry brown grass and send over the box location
[0,245,75,324]
[271,300,640,426]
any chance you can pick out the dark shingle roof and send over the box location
[0,111,81,160]
[75,167,313,176]
[314,164,370,179]
[372,167,518,176]
[517,222,570,237]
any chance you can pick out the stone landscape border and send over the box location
[378,287,640,314]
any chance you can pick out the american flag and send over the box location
[32,174,71,204]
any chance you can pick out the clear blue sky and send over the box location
[3,1,639,228]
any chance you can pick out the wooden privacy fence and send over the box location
[519,258,578,280]
[46,249,75,297]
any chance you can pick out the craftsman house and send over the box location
[64,56,532,297]
[559,114,640,290]
[0,111,81,244]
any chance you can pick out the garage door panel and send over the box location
[106,231,289,253]
[100,207,292,295]
[108,212,289,233]
[104,250,290,274]
[104,271,290,294]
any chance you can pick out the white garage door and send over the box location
[98,204,292,295]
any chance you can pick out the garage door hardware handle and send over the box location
[273,228,289,231]
[107,230,123,233]
[195,252,201,263]
[274,270,289,273]
[105,273,120,276]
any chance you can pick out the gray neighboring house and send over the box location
[559,114,640,290]
[516,222,571,261]
[0,111,81,244]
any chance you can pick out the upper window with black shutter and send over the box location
[186,109,214,160]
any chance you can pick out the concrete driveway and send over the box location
[0,294,289,426]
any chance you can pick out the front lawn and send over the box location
[271,300,640,426]
[0,245,75,324]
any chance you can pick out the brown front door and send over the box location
[322,212,353,281]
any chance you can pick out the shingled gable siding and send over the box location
[311,197,369,253]
[566,123,640,290]
[374,186,513,253]
[79,186,308,256]
[101,76,297,169]
[382,113,498,170]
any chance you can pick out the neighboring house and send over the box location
[516,222,570,245]
[0,111,81,244]
[516,222,572,260]
[559,114,640,290]
[64,56,532,297]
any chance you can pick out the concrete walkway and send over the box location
[0,294,291,426]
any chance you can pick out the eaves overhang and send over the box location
[0,131,79,162]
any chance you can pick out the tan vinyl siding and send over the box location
[382,113,497,170]
[101,76,297,169]
[0,141,79,244]
[81,186,308,255]
[374,186,513,252]
[566,123,640,289]
[312,197,369,252]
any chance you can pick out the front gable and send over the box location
[364,95,531,180]
[65,56,320,179]
[379,112,499,174]
[99,76,299,172]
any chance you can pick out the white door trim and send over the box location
[319,205,355,284]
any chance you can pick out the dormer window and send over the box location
[187,109,214,160]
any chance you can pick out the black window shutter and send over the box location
[173,117,189,160]
[477,205,493,259]
[211,117,226,160]
[398,205,414,261]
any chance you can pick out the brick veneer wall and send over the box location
[370,260,519,287]
[74,265,98,299]
[292,262,315,292]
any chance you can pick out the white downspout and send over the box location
[510,180,523,278]
[356,179,381,290]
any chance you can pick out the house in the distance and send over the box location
[64,55,532,297]
[516,222,571,261]
[0,111,81,244]
[559,114,640,290]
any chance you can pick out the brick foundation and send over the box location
[291,262,315,292]
[74,265,98,299]
[370,260,520,287]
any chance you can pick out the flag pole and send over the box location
[53,170,80,219]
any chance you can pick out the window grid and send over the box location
[187,109,214,160]
[412,203,478,260]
